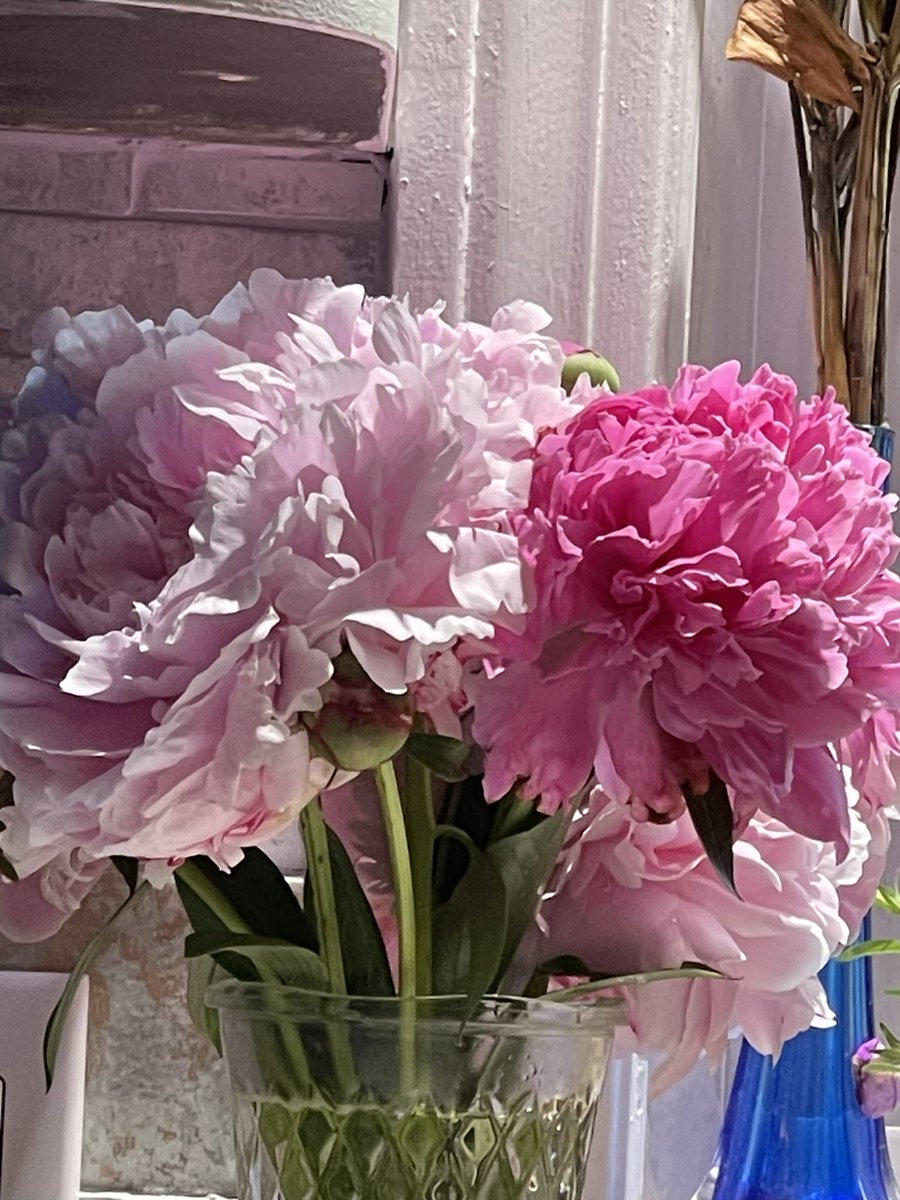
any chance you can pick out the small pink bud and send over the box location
[853,1039,900,1118]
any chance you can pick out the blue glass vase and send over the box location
[711,928,898,1200]
[858,425,895,474]
[708,421,897,1200]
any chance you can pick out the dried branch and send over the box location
[789,85,823,388]
[809,101,851,402]
[728,0,870,109]
[845,68,890,423]
[728,0,900,422]
[860,0,889,39]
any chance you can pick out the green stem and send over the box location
[299,799,347,995]
[376,759,418,1000]
[175,861,318,1099]
[298,800,359,1098]
[175,861,254,934]
[376,759,417,1095]
[546,966,723,1002]
[488,794,537,843]
[404,756,435,996]
[434,824,478,858]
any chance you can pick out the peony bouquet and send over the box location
[0,271,898,1195]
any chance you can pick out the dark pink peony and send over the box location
[471,362,900,845]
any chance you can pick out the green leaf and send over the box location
[186,956,222,1054]
[545,963,725,1002]
[539,954,596,976]
[488,794,541,843]
[44,881,150,1088]
[0,848,17,882]
[876,883,900,914]
[432,847,508,1009]
[864,1046,900,1072]
[433,774,498,904]
[406,733,471,782]
[185,931,329,990]
[110,856,140,896]
[880,1023,900,1050]
[176,848,317,949]
[304,825,394,997]
[487,810,568,985]
[839,938,900,961]
[682,769,737,895]
[0,772,16,880]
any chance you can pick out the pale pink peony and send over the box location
[0,852,107,942]
[529,770,888,1090]
[0,273,578,919]
[470,363,900,846]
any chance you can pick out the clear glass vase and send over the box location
[207,982,620,1200]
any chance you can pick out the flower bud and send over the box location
[561,349,620,395]
[853,1038,900,1118]
[304,651,414,772]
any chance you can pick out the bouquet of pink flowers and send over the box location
[0,270,898,1098]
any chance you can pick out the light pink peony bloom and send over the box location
[0,852,107,942]
[528,771,887,1091]
[0,273,578,928]
[471,363,900,845]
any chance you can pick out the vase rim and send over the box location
[205,980,625,1035]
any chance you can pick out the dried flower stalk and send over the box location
[728,0,900,425]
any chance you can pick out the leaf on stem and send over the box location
[176,848,317,949]
[432,847,508,1010]
[876,883,900,914]
[0,848,17,882]
[727,0,869,109]
[681,769,738,895]
[186,956,222,1053]
[539,960,726,1003]
[0,773,15,880]
[488,810,568,985]
[110,856,140,896]
[406,733,471,782]
[44,881,150,1088]
[185,931,329,990]
[839,937,900,961]
[304,825,394,996]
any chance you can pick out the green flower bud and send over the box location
[561,351,620,396]
[304,651,413,772]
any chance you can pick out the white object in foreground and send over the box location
[0,971,88,1200]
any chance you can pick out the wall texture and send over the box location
[0,134,389,400]
[391,0,706,390]
[0,874,234,1195]
[0,128,388,1196]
